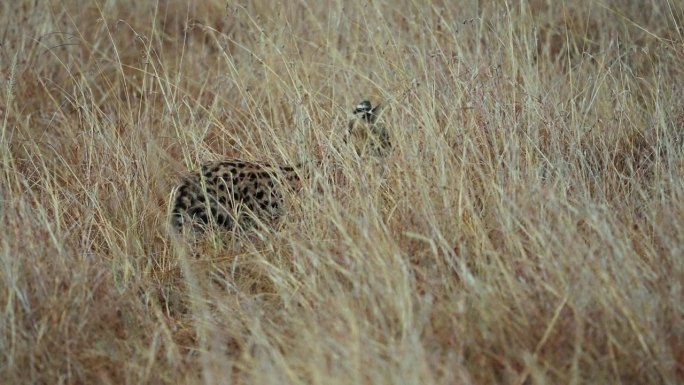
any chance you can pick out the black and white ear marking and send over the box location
[353,100,372,114]
[353,100,382,123]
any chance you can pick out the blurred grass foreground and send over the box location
[1,1,683,384]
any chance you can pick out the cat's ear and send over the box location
[369,103,383,123]
[353,100,372,114]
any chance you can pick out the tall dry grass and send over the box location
[1,0,683,384]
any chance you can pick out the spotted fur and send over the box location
[346,100,391,157]
[170,159,302,233]
[170,100,389,234]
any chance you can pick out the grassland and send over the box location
[1,0,683,384]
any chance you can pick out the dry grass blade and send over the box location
[1,0,683,384]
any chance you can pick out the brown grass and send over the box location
[1,0,683,384]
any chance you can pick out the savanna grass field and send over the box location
[1,0,683,384]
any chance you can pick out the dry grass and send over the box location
[1,0,683,384]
